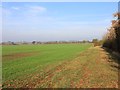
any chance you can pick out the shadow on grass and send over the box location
[102,47,120,70]
[102,48,120,90]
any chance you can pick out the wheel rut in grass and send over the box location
[3,51,39,61]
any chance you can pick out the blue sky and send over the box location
[2,2,118,42]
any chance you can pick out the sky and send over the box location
[1,2,118,42]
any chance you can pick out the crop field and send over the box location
[2,44,118,88]
[2,44,91,88]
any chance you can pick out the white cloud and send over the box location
[11,7,20,10]
[29,6,47,13]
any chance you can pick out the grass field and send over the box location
[2,43,118,88]
[2,43,91,88]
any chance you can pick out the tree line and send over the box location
[102,12,120,53]
[1,40,92,45]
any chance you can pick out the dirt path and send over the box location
[4,46,119,88]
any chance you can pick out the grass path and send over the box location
[3,46,118,88]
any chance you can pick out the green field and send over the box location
[3,43,92,88]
